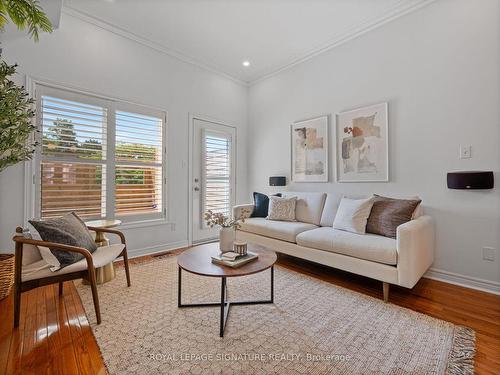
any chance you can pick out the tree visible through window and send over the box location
[37,88,165,222]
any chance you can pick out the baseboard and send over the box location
[127,240,189,259]
[424,268,500,295]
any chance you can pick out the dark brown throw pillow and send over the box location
[366,195,422,238]
[29,212,97,269]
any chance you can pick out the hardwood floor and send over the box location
[1,251,499,374]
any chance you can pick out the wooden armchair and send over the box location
[12,226,131,327]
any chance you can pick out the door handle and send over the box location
[194,187,200,191]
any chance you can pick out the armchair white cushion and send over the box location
[22,243,125,282]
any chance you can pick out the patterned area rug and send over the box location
[76,254,475,374]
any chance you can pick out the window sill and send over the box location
[118,218,172,230]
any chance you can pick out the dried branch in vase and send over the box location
[204,208,251,229]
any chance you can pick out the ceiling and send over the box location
[64,0,432,84]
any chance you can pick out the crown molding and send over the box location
[62,0,435,86]
[249,0,436,85]
[61,6,249,87]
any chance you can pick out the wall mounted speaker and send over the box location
[447,171,494,190]
[269,176,286,186]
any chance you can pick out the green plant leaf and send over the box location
[0,58,37,172]
[1,0,53,41]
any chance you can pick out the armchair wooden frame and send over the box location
[12,226,131,328]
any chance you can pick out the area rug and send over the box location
[76,254,475,374]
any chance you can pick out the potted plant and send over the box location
[204,209,250,253]
[0,0,53,171]
[0,0,52,300]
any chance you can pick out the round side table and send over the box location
[84,219,122,285]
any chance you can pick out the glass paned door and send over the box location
[192,119,235,243]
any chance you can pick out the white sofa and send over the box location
[233,192,435,301]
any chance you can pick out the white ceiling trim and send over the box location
[62,1,435,86]
[62,6,248,86]
[251,0,436,85]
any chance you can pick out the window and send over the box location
[115,111,163,217]
[35,85,166,223]
[203,131,232,218]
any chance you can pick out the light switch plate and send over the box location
[460,145,471,159]
[482,247,496,261]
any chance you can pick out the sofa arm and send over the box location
[232,204,254,220]
[396,215,435,288]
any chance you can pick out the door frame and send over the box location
[188,113,237,246]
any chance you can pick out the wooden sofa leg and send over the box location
[383,282,389,303]
[59,282,64,296]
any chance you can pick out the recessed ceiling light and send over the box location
[242,61,250,67]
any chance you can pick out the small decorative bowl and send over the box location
[233,242,248,256]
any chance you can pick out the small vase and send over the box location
[219,227,234,253]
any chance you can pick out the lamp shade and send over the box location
[447,171,494,189]
[269,176,286,187]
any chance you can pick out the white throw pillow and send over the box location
[333,197,375,234]
[267,196,297,221]
[27,224,61,272]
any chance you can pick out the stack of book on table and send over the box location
[211,251,258,268]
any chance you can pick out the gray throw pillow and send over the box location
[29,212,97,269]
[366,195,422,238]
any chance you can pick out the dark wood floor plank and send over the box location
[36,286,50,374]
[45,283,74,375]
[54,283,81,375]
[68,282,106,375]
[20,289,42,375]
[62,284,96,375]
[0,291,12,375]
[4,292,28,375]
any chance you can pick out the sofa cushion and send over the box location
[333,197,375,234]
[320,192,364,227]
[267,196,297,221]
[239,217,317,243]
[296,227,397,265]
[320,193,423,226]
[282,192,326,225]
[366,195,422,238]
[251,192,282,218]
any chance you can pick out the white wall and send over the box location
[247,0,500,286]
[1,0,498,291]
[0,12,248,256]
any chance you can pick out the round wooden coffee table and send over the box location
[177,242,277,337]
